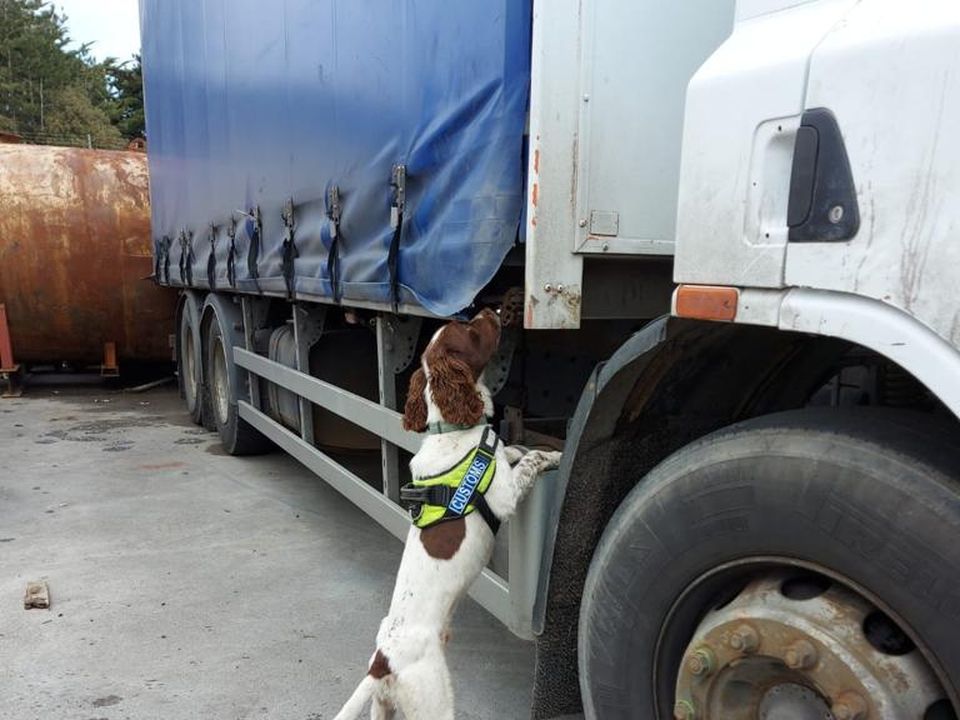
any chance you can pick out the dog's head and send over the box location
[402,308,501,432]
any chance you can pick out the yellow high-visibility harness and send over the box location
[400,426,501,534]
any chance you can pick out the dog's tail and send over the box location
[332,675,377,720]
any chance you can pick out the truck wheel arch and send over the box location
[532,316,874,717]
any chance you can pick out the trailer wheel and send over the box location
[178,292,204,425]
[579,409,960,720]
[203,296,270,456]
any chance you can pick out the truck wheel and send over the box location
[579,408,960,720]
[178,292,204,425]
[203,295,270,455]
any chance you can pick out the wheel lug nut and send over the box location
[784,639,817,670]
[686,646,716,677]
[673,699,696,720]
[831,691,868,720]
[728,624,759,653]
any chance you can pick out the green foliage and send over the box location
[0,0,143,147]
[44,85,123,146]
[106,55,144,139]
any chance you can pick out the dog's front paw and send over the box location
[527,449,562,472]
[542,450,562,470]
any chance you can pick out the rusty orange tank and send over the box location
[0,144,176,365]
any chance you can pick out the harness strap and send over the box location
[399,483,501,535]
[471,493,501,535]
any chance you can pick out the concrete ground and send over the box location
[0,385,538,720]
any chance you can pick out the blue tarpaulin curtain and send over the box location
[141,0,531,317]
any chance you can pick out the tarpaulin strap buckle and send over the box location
[178,229,194,286]
[160,235,172,285]
[388,164,406,314]
[154,236,168,284]
[246,206,262,293]
[226,218,237,288]
[206,223,217,290]
[281,198,298,301]
[326,185,343,304]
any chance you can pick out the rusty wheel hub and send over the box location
[674,573,949,719]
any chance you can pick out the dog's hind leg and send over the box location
[392,651,454,720]
[332,676,377,720]
[370,697,395,720]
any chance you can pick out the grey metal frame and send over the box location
[291,304,326,444]
[233,310,549,638]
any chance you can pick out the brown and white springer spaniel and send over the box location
[332,308,562,720]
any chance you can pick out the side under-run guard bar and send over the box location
[234,345,552,639]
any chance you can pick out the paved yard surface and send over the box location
[0,386,536,720]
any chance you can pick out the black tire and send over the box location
[203,294,271,456]
[579,408,960,719]
[178,292,204,425]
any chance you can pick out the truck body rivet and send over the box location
[686,646,716,677]
[728,624,759,653]
[578,218,587,227]
[557,284,565,293]
[544,283,553,292]
[784,639,817,669]
[673,699,696,720]
[602,242,610,252]
[583,94,590,102]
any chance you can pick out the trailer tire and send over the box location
[178,292,204,425]
[579,408,960,719]
[203,296,270,456]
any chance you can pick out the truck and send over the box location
[139,1,960,717]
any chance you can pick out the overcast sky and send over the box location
[55,0,141,63]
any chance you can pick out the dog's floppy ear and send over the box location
[428,354,485,426]
[402,368,428,432]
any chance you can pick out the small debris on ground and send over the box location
[24,581,50,609]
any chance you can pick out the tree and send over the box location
[44,85,123,147]
[106,55,145,139]
[0,0,143,146]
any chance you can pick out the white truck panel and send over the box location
[572,0,734,256]
[785,0,960,348]
[780,289,960,418]
[525,0,736,328]
[674,0,858,288]
[736,0,822,22]
[525,0,585,330]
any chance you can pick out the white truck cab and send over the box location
[675,0,960,416]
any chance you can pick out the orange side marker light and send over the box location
[674,285,739,322]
